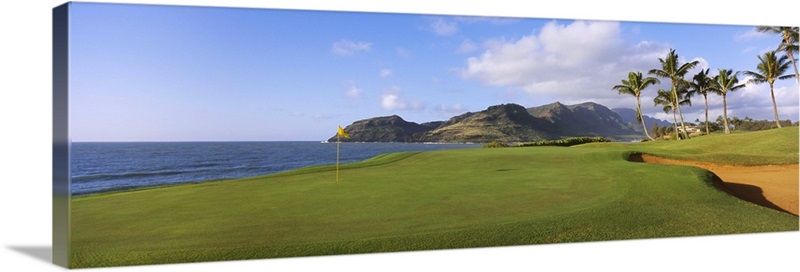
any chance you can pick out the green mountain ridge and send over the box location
[329,102,668,143]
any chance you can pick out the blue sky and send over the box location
[69,2,799,141]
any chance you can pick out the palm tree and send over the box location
[649,49,699,140]
[756,26,799,83]
[689,69,713,135]
[709,69,745,134]
[654,90,677,139]
[742,51,796,128]
[612,71,660,140]
[653,87,691,140]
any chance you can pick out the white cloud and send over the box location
[679,57,711,88]
[380,87,425,111]
[331,40,372,56]
[736,78,800,111]
[430,18,458,36]
[772,84,800,108]
[453,16,520,25]
[379,69,393,78]
[457,20,799,122]
[734,29,769,41]
[677,77,799,122]
[434,103,467,116]
[689,57,710,73]
[345,84,363,99]
[741,46,758,54]
[457,39,478,53]
[739,45,781,57]
[461,20,669,108]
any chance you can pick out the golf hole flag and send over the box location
[336,126,349,182]
[337,126,350,138]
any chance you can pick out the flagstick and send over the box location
[336,133,340,183]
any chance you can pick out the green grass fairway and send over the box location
[70,127,799,268]
[579,127,799,165]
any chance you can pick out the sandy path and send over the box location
[632,154,798,216]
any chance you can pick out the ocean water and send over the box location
[70,142,480,196]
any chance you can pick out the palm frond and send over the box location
[755,26,781,34]
[745,51,794,84]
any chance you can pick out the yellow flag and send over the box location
[337,126,350,138]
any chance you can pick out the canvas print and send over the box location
[53,1,799,268]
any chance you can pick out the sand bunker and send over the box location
[631,153,798,216]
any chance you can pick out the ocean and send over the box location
[70,142,481,196]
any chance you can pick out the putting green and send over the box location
[69,128,800,268]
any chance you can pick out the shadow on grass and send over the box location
[626,152,795,216]
[7,246,52,264]
[626,152,644,162]
[712,178,794,215]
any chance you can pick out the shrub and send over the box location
[517,137,610,147]
[482,141,509,148]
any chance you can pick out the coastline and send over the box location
[70,142,482,196]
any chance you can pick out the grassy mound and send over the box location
[69,128,799,268]
[579,126,799,165]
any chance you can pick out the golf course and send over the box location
[69,127,799,268]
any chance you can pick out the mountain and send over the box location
[611,108,672,132]
[330,115,432,142]
[330,102,650,143]
[420,104,551,142]
[526,102,642,137]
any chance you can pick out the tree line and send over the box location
[651,116,797,139]
[612,26,798,141]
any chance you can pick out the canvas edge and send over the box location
[44,1,800,270]
[52,1,71,268]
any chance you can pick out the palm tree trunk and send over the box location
[636,96,653,141]
[723,94,730,134]
[789,52,799,83]
[769,83,782,128]
[671,83,689,140]
[781,34,799,83]
[676,103,690,139]
[671,107,678,139]
[703,94,709,135]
